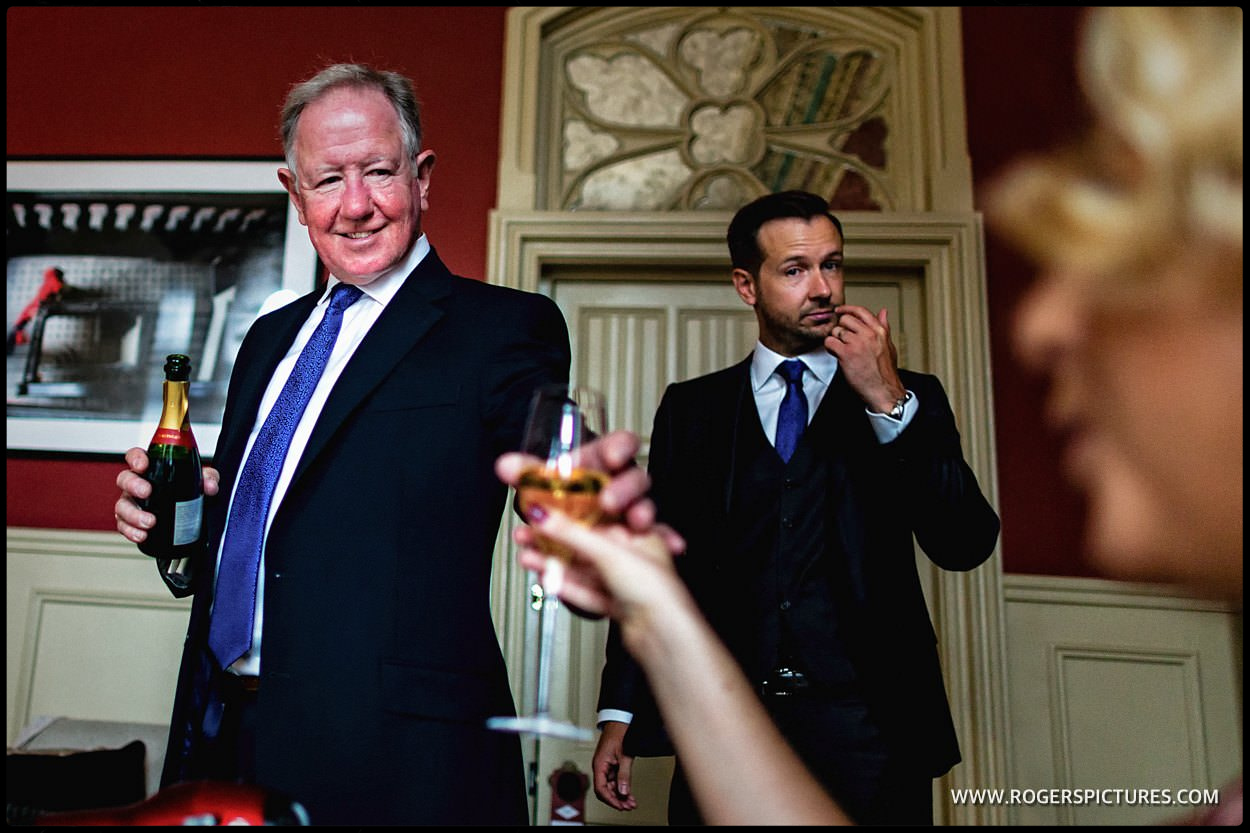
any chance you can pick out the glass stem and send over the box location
[535,565,562,716]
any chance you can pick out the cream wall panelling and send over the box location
[6,527,189,745]
[1002,574,1242,826]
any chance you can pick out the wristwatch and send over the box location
[887,391,913,420]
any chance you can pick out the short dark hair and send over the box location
[726,190,844,275]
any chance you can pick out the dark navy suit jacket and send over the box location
[159,249,570,825]
[599,357,1000,779]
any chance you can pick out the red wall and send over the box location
[961,7,1092,576]
[6,6,508,530]
[6,7,1094,578]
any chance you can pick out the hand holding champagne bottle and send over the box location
[136,354,205,584]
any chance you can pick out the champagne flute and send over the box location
[487,383,606,742]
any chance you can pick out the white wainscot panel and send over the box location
[7,528,190,743]
[1003,575,1241,826]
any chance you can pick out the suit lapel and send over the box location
[289,251,453,488]
[721,357,755,517]
[214,293,320,481]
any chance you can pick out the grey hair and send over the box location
[280,63,422,184]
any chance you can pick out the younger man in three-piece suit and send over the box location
[591,190,1000,825]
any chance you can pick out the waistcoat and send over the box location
[723,391,859,688]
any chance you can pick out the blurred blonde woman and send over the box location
[992,6,1241,825]
[502,7,1242,825]
[991,6,1242,602]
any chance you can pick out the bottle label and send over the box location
[152,427,194,448]
[173,495,203,545]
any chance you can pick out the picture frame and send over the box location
[6,159,319,456]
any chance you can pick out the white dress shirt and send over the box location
[748,341,917,445]
[597,341,917,727]
[214,235,430,675]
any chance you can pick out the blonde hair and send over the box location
[988,7,1242,290]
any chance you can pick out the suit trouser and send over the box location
[197,672,259,784]
[667,686,933,825]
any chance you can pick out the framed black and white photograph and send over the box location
[6,160,319,456]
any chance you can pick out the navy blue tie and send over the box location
[208,282,364,669]
[774,359,808,463]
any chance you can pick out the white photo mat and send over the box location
[6,160,318,455]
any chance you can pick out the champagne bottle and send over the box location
[137,354,204,578]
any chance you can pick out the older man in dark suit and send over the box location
[591,190,1000,825]
[114,63,572,824]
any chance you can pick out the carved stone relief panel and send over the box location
[546,8,897,212]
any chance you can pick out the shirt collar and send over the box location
[323,233,430,307]
[750,341,838,392]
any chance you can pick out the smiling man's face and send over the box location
[279,85,434,285]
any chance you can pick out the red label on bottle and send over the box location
[151,427,191,447]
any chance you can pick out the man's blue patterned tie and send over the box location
[774,359,808,463]
[208,283,363,669]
